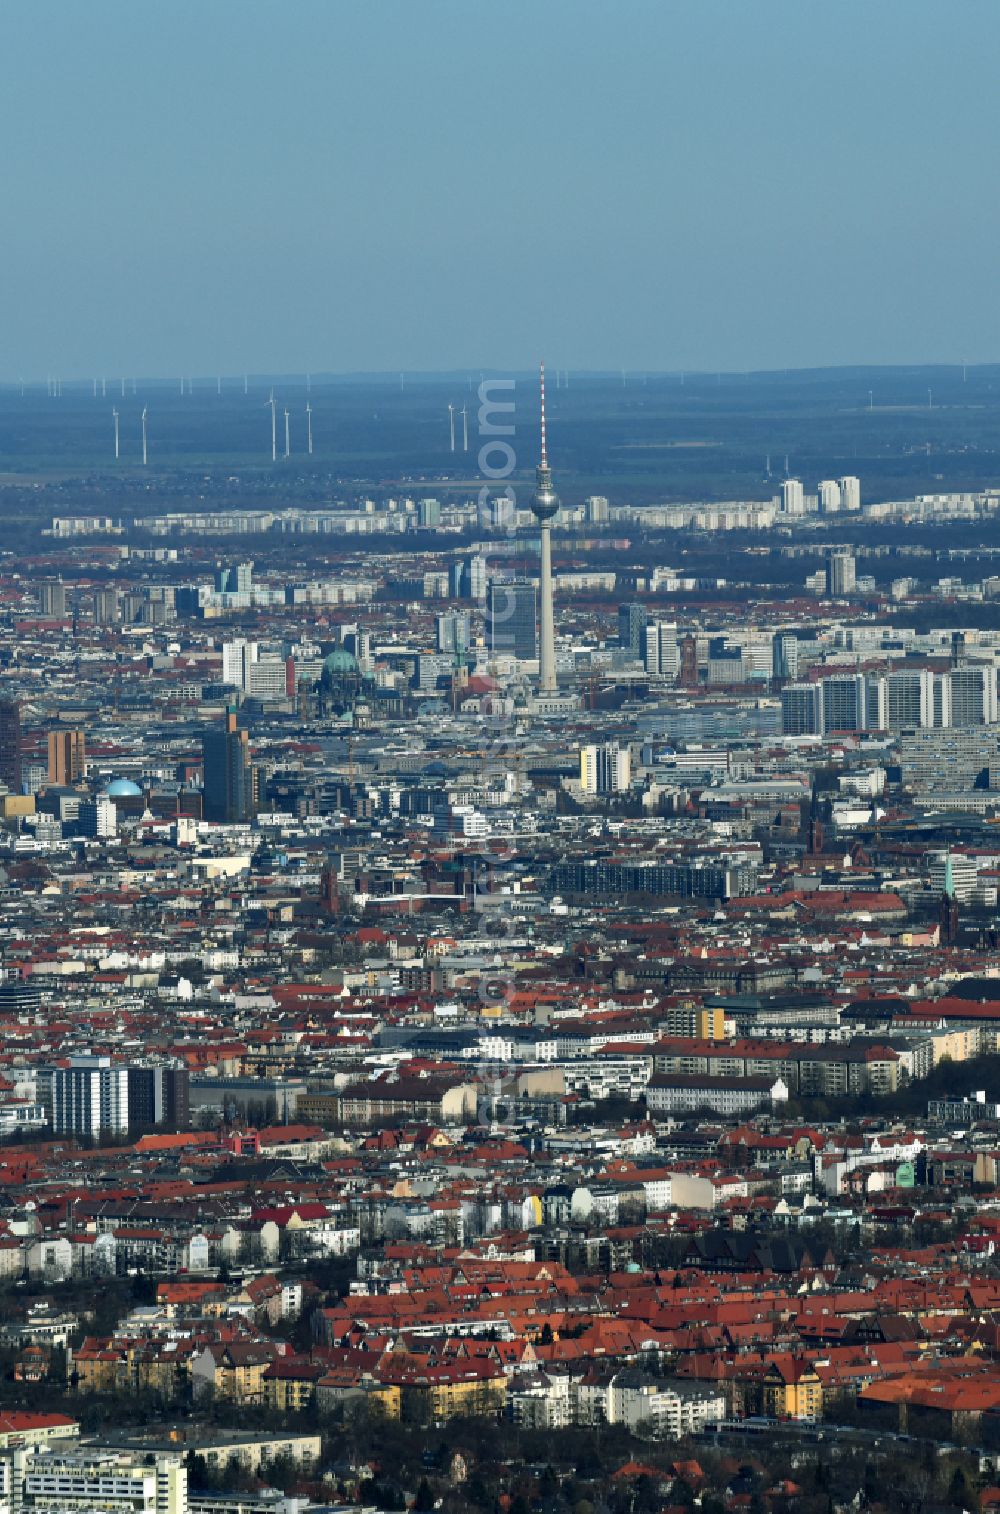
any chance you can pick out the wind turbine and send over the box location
[141,407,148,466]
[120,378,125,399]
[92,379,97,399]
[306,402,313,455]
[284,408,291,459]
[448,404,455,453]
[461,404,468,453]
[217,376,222,397]
[112,408,120,461]
[267,391,277,462]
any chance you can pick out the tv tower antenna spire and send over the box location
[531,360,559,694]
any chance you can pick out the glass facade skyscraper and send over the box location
[486,579,538,660]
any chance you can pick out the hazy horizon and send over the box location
[4,360,1000,389]
[4,0,998,378]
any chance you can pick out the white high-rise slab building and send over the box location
[580,743,632,794]
[818,479,841,513]
[781,478,805,515]
[222,638,258,690]
[49,1055,128,1137]
[643,622,679,677]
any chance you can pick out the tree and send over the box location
[949,1465,978,1512]
[467,1475,490,1507]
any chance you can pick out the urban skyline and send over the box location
[3,5,1000,1513]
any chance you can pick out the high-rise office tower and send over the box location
[865,674,889,732]
[436,611,471,655]
[781,478,805,516]
[772,632,799,682]
[343,629,373,668]
[822,675,867,733]
[38,580,66,617]
[932,673,953,728]
[643,622,679,677]
[467,554,488,601]
[0,700,22,795]
[781,683,825,735]
[618,602,648,658]
[951,664,998,726]
[77,797,117,838]
[126,1064,190,1131]
[886,669,936,730]
[48,729,86,786]
[222,639,258,690]
[214,561,254,594]
[531,363,559,692]
[826,552,857,596]
[49,1055,129,1137]
[817,480,841,513]
[486,580,538,660]
[202,708,258,823]
[93,587,121,624]
[580,743,632,793]
[926,849,977,904]
[450,554,491,602]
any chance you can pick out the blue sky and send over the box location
[2,1,996,376]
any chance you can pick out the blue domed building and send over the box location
[103,778,143,799]
[319,646,364,716]
[323,648,358,677]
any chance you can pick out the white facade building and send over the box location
[579,743,632,794]
[50,1056,128,1138]
[2,1446,186,1514]
[818,479,841,513]
[781,478,805,515]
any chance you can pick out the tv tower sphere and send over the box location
[531,363,560,520]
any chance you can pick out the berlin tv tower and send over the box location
[531,362,559,693]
